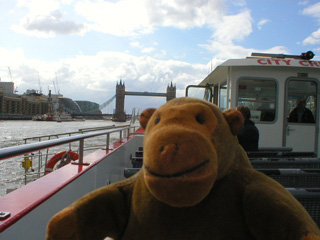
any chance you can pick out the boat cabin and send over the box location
[187,52,320,156]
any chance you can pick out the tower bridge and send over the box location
[68,82,175,120]
[112,81,176,122]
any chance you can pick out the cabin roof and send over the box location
[201,57,320,85]
[219,57,320,68]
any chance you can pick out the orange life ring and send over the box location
[44,151,79,175]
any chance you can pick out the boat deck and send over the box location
[125,147,320,227]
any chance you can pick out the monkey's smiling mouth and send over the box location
[144,159,210,179]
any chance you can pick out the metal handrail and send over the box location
[0,126,137,164]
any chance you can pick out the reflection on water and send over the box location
[0,120,130,197]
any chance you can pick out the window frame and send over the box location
[236,77,279,124]
[285,77,318,125]
[219,81,228,111]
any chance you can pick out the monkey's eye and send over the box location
[155,116,161,124]
[196,114,205,124]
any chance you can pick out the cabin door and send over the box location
[284,78,318,153]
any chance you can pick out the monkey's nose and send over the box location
[160,144,179,162]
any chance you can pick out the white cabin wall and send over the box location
[229,66,320,151]
[229,66,286,148]
[203,60,320,153]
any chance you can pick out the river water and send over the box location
[0,119,132,197]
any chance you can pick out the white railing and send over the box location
[0,126,143,240]
[0,126,137,163]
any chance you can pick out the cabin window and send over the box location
[219,82,227,110]
[237,78,276,122]
[287,80,317,124]
[185,85,213,102]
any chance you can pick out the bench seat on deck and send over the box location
[288,188,320,227]
[251,158,320,169]
[126,147,320,227]
[247,147,316,158]
[257,169,320,188]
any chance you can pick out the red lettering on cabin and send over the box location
[309,61,320,67]
[298,61,320,67]
[272,59,281,65]
[257,59,268,65]
[257,59,292,66]
[257,59,320,68]
[299,61,309,66]
[283,60,291,65]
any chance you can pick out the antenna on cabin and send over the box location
[251,51,315,60]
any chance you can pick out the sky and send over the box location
[0,0,320,113]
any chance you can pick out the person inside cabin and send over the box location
[257,98,275,121]
[288,98,315,123]
[236,106,259,151]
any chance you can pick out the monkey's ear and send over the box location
[139,108,157,129]
[223,109,244,135]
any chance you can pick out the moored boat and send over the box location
[32,112,84,122]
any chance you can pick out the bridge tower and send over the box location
[166,82,176,102]
[112,80,126,122]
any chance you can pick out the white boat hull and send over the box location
[0,135,143,240]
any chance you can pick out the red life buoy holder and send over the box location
[44,150,79,175]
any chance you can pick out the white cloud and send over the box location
[298,0,309,5]
[61,0,73,4]
[302,2,320,45]
[212,9,252,44]
[139,73,155,82]
[0,48,207,112]
[16,0,60,15]
[302,2,320,18]
[257,18,270,30]
[12,10,86,37]
[145,0,226,29]
[303,28,320,45]
[197,8,253,60]
[12,0,253,49]
[130,41,160,55]
[174,52,186,59]
[200,41,289,72]
[75,0,152,36]
[130,41,143,48]
[141,47,155,53]
[154,50,167,59]
[0,48,26,67]
[232,0,246,7]
[12,0,86,37]
[74,0,228,36]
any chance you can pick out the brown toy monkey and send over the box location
[47,97,320,240]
